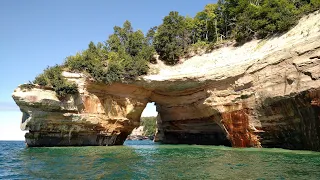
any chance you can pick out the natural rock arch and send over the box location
[12,12,320,150]
[13,72,319,150]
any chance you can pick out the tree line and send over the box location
[153,0,320,64]
[32,0,319,96]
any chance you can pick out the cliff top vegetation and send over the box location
[32,0,320,97]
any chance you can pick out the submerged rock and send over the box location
[12,11,320,150]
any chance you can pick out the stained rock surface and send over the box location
[12,11,320,150]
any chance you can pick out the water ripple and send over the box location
[0,141,320,179]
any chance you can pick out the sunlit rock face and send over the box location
[12,75,150,147]
[12,11,320,150]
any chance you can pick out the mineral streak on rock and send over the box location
[221,107,259,148]
[12,11,320,150]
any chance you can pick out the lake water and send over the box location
[1,140,320,179]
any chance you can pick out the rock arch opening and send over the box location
[129,99,231,146]
[125,98,232,146]
[127,102,157,140]
[84,82,236,147]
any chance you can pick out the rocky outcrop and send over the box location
[12,74,150,146]
[126,126,150,140]
[13,11,320,150]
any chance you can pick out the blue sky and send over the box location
[0,0,215,140]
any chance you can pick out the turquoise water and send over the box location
[1,141,320,179]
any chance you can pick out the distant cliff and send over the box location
[13,11,320,150]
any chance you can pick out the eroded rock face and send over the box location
[12,76,150,147]
[12,11,320,150]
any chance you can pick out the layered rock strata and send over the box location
[12,11,320,150]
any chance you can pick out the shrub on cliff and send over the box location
[33,65,78,98]
[295,0,320,14]
[64,21,152,84]
[34,21,153,96]
[20,83,36,90]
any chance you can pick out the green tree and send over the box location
[64,20,151,84]
[184,16,197,44]
[146,26,157,45]
[228,0,298,43]
[153,11,191,64]
[35,0,319,96]
[192,4,220,43]
[140,116,157,136]
[216,0,234,39]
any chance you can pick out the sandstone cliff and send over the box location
[13,11,320,150]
